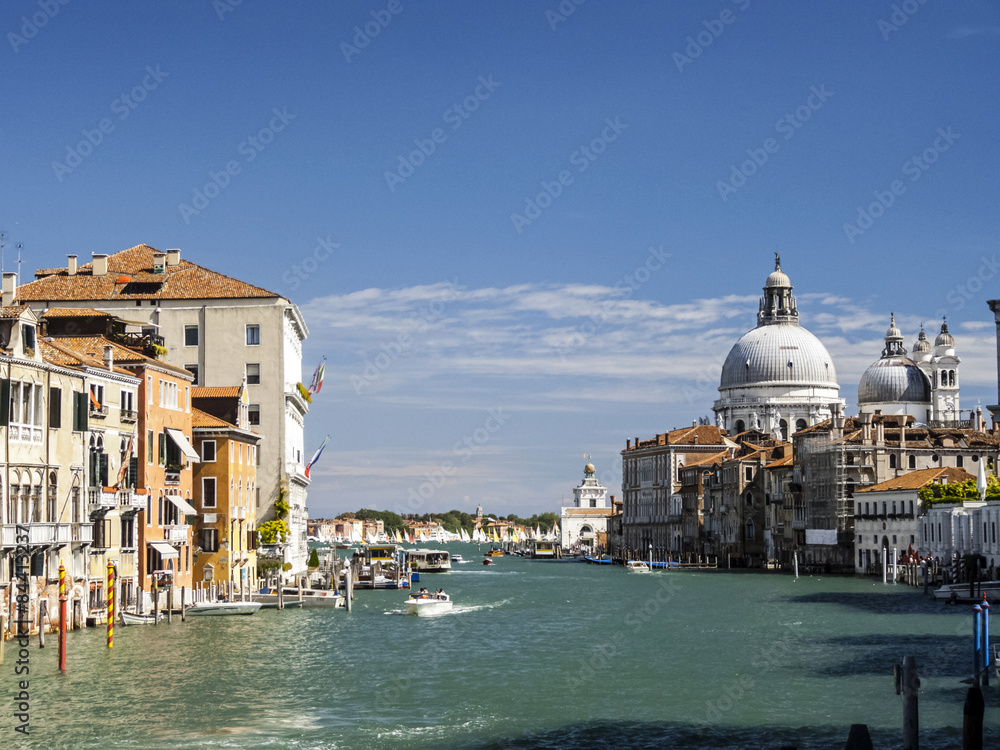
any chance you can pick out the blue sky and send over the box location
[4,1,1000,518]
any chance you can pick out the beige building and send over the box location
[20,244,312,576]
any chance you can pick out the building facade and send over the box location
[560,463,613,553]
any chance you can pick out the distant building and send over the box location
[560,463,613,553]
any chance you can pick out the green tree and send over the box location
[308,548,321,568]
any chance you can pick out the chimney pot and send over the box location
[67,255,77,276]
[166,248,181,267]
[92,253,108,277]
[103,345,113,371]
[1,272,16,307]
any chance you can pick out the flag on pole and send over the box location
[89,388,101,409]
[308,357,326,395]
[115,430,135,489]
[304,435,330,478]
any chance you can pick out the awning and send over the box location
[166,495,198,516]
[165,428,200,462]
[150,541,178,559]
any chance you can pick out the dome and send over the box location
[935,321,954,348]
[858,357,930,404]
[884,313,902,342]
[720,324,839,389]
[765,268,791,288]
[912,328,931,355]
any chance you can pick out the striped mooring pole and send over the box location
[58,560,67,671]
[106,561,114,649]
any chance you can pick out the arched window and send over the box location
[795,418,807,433]
[746,519,755,540]
[779,419,788,441]
[735,420,745,434]
[949,370,955,386]
[957,455,964,468]
[908,455,916,469]
[745,492,753,507]
[47,471,57,523]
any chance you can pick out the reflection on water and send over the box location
[9,549,997,749]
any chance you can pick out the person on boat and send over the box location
[435,589,446,599]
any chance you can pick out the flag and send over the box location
[304,435,330,478]
[89,388,101,409]
[978,456,988,500]
[308,357,326,395]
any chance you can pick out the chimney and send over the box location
[92,253,108,276]
[103,345,113,371]
[626,439,631,450]
[152,252,166,274]
[67,255,77,276]
[166,248,181,267]
[2,272,16,307]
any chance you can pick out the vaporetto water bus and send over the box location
[409,549,452,572]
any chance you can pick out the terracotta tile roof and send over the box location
[40,339,136,376]
[681,450,730,469]
[667,425,727,445]
[45,335,193,378]
[856,466,976,493]
[41,307,110,318]
[0,305,29,319]
[20,244,280,301]
[765,454,795,468]
[192,386,242,398]
[192,408,235,429]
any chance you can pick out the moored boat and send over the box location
[186,600,263,616]
[625,560,650,573]
[256,587,345,608]
[932,581,1000,602]
[120,610,163,625]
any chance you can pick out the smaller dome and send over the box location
[858,358,931,404]
[885,313,902,341]
[912,328,931,354]
[935,321,954,348]
[584,463,596,476]
[764,252,791,288]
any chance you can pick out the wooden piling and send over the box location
[167,585,173,624]
[277,582,284,610]
[901,656,919,750]
[963,684,984,750]
[844,724,873,750]
[38,600,46,648]
[58,562,67,672]
[153,581,160,626]
[181,586,186,622]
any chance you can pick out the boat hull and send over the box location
[405,598,453,616]
[120,611,162,625]
[186,601,262,616]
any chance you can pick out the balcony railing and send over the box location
[89,404,109,419]
[164,469,181,485]
[71,523,93,545]
[88,487,117,511]
[120,408,137,423]
[164,525,190,544]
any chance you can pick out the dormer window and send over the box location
[21,324,35,354]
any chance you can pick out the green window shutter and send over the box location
[73,391,88,431]
[128,456,139,487]
[49,387,62,428]
[0,379,9,426]
[158,432,166,465]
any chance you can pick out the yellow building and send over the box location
[191,388,260,597]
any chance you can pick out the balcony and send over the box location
[71,523,93,545]
[89,404,109,419]
[3,523,76,547]
[165,467,181,485]
[117,488,146,510]
[88,487,117,511]
[120,408,137,424]
[10,424,43,443]
[164,525,190,544]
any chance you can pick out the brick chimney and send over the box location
[92,253,108,276]
[67,255,77,276]
[166,248,181,267]
[2,272,16,307]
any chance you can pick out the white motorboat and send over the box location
[405,591,453,616]
[186,600,262,616]
[409,549,452,572]
[932,581,1000,602]
[626,560,650,573]
[120,610,163,625]
[452,554,468,564]
[255,587,345,608]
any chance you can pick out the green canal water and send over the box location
[4,546,999,749]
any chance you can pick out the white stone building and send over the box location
[713,256,844,440]
[560,463,613,553]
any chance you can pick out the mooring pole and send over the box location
[58,561,67,672]
[38,599,46,648]
[963,681,984,750]
[973,603,983,682]
[106,561,114,649]
[980,598,990,688]
[181,586,186,622]
[922,560,929,595]
[900,655,919,750]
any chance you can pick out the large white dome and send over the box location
[858,357,930,404]
[720,324,839,389]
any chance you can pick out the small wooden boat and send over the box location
[120,610,163,626]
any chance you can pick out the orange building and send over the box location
[191,386,260,596]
